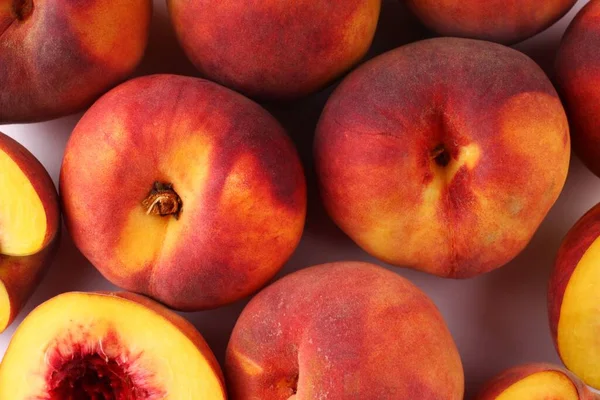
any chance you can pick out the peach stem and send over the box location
[141,182,182,219]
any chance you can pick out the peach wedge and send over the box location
[0,291,226,399]
[0,131,59,332]
[550,202,600,390]
[477,364,597,399]
[226,262,464,399]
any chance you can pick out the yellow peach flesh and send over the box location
[496,371,578,399]
[0,150,47,256]
[558,235,600,388]
[0,283,10,332]
[0,292,224,399]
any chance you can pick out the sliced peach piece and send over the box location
[0,291,227,399]
[477,364,597,399]
[0,132,60,332]
[550,202,600,389]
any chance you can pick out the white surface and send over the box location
[2,0,598,398]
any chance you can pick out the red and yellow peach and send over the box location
[226,261,464,399]
[0,0,151,123]
[60,74,306,311]
[406,0,577,44]
[167,0,381,99]
[315,38,570,278]
[556,0,600,177]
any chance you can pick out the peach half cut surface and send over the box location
[0,131,60,332]
[550,202,600,390]
[0,291,227,399]
[476,363,598,399]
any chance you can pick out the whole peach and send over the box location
[0,0,151,123]
[556,0,600,177]
[226,262,464,399]
[406,0,577,44]
[167,0,381,99]
[315,38,570,278]
[60,74,306,310]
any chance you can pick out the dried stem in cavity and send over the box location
[12,0,34,21]
[431,144,451,167]
[142,182,182,219]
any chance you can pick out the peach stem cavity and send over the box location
[142,181,182,219]
[12,0,33,21]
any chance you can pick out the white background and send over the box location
[2,0,598,398]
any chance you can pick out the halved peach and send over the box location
[0,131,60,332]
[0,291,226,399]
[476,364,597,399]
[550,202,600,390]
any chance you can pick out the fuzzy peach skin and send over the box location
[0,131,60,332]
[556,0,600,178]
[406,0,576,44]
[315,38,570,279]
[0,0,151,123]
[60,74,306,311]
[549,202,600,390]
[0,291,226,399]
[167,0,381,100]
[226,262,464,399]
[476,364,598,399]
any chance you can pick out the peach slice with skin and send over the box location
[0,131,60,332]
[0,291,227,399]
[226,262,464,399]
[549,202,600,390]
[476,364,598,399]
[60,74,307,311]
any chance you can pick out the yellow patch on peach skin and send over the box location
[498,92,569,193]
[64,0,148,70]
[424,142,481,204]
[113,132,213,278]
[216,153,304,271]
[336,158,448,275]
[557,235,600,389]
[341,143,481,275]
[470,91,571,247]
[341,0,381,62]
[229,347,264,376]
[495,371,578,400]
